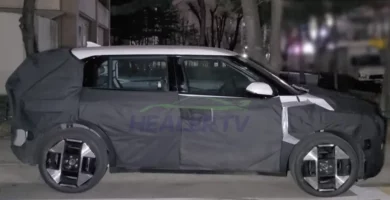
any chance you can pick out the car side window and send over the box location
[83,57,109,88]
[83,56,171,92]
[111,56,169,91]
[179,57,257,97]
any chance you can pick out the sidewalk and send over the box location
[0,139,19,164]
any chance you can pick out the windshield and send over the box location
[351,55,382,66]
[231,56,303,95]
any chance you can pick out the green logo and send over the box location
[140,98,251,113]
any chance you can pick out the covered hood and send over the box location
[303,85,379,115]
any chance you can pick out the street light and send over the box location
[309,16,318,40]
[319,27,328,38]
[303,42,315,55]
[325,13,334,27]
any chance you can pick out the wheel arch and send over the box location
[322,130,365,179]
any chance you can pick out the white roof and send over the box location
[71,45,237,59]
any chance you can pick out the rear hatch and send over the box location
[5,48,84,134]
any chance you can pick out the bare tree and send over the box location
[227,14,243,51]
[241,0,263,63]
[197,0,207,46]
[187,0,207,46]
[226,0,243,51]
[269,0,283,72]
[209,4,219,47]
[19,0,38,56]
[216,11,228,48]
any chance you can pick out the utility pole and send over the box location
[380,36,390,118]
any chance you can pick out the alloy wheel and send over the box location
[45,139,97,187]
[301,144,351,192]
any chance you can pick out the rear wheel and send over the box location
[289,133,359,197]
[37,128,108,193]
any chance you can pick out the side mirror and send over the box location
[246,82,274,96]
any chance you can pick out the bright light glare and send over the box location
[303,42,315,54]
[327,43,335,50]
[310,30,318,40]
[309,16,318,40]
[319,28,328,38]
[325,13,334,27]
[242,53,248,58]
[288,45,301,55]
[293,45,300,54]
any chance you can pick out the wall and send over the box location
[77,16,90,47]
[0,12,25,95]
[97,1,109,28]
[36,16,58,52]
[60,0,79,47]
[0,0,60,10]
[97,26,105,45]
[79,0,96,20]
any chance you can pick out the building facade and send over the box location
[0,0,110,94]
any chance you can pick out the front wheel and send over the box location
[289,133,359,197]
[37,128,108,193]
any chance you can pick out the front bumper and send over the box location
[362,136,385,179]
[361,116,387,179]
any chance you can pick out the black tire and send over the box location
[37,128,108,193]
[289,133,359,197]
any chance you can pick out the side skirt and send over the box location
[109,167,287,176]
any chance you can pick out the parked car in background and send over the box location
[334,40,385,83]
[5,45,386,197]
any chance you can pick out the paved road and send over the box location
[1,139,390,200]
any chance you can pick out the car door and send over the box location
[175,56,284,173]
[80,55,181,169]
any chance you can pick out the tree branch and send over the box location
[187,2,201,25]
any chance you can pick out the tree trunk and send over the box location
[229,14,243,51]
[241,0,263,63]
[269,0,283,73]
[209,7,218,47]
[216,13,227,48]
[20,0,38,57]
[187,0,207,46]
[197,0,207,46]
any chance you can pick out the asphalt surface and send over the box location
[1,139,390,200]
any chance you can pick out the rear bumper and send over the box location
[10,127,37,165]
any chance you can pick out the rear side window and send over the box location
[82,56,171,92]
[111,56,169,91]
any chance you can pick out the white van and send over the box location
[335,40,384,83]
